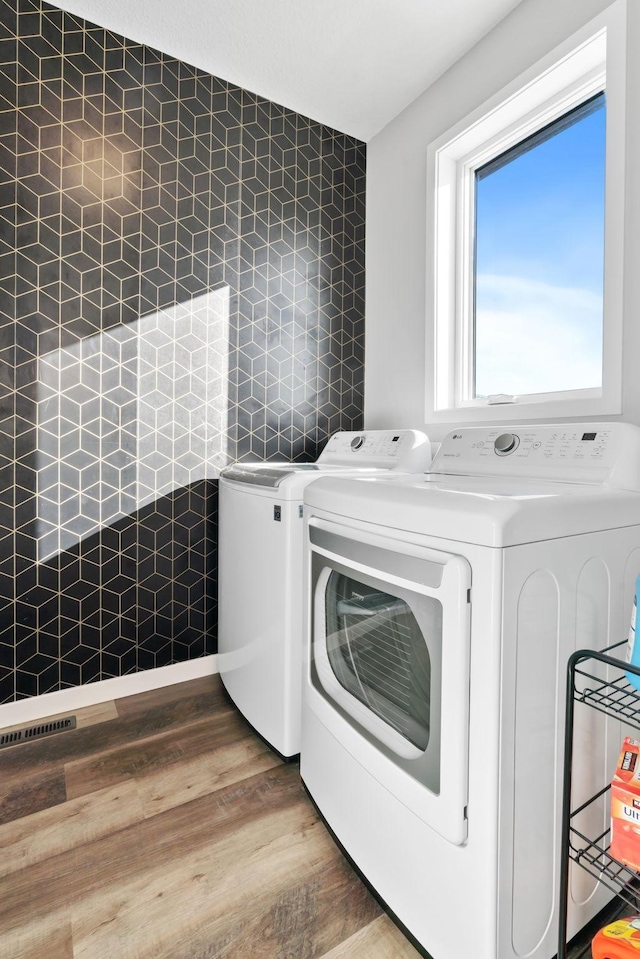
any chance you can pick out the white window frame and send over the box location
[427,2,626,424]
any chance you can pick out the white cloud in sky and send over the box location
[475,273,603,398]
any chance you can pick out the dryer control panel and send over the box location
[431,423,640,491]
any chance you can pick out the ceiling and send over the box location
[52,0,525,142]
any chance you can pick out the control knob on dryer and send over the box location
[494,432,519,455]
[350,435,365,450]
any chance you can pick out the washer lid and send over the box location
[303,473,640,547]
[220,463,321,488]
[219,462,393,498]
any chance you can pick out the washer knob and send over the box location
[350,435,365,450]
[494,432,519,455]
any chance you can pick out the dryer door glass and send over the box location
[324,573,437,752]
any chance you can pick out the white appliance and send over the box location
[217,429,431,758]
[301,423,640,959]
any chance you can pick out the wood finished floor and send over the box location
[0,674,606,959]
[0,675,423,959]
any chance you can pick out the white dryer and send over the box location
[301,423,640,959]
[217,429,431,758]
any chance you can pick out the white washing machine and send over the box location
[301,423,640,959]
[217,429,431,758]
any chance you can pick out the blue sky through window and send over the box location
[474,98,606,398]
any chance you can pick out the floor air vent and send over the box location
[0,716,77,750]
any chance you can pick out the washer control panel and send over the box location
[319,429,432,472]
[431,423,640,490]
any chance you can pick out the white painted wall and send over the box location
[364,0,640,443]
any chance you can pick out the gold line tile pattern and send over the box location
[0,0,365,707]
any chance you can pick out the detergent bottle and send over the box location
[626,574,640,691]
[592,916,640,957]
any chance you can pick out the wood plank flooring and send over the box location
[0,675,422,959]
[0,674,608,958]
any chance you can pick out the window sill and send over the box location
[428,391,622,425]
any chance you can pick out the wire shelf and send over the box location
[569,783,640,912]
[559,643,640,958]
[572,642,640,728]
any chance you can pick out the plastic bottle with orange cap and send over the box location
[592,916,640,957]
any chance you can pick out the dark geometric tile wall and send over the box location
[0,0,365,703]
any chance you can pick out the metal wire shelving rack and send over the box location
[558,642,640,959]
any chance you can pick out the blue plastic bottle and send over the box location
[626,574,640,690]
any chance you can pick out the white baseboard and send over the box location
[0,655,219,729]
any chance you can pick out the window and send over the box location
[428,3,625,422]
[474,93,605,400]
